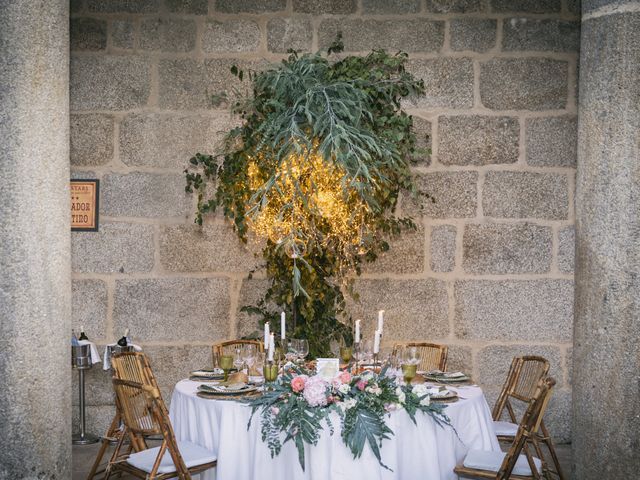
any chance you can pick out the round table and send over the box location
[169,380,500,480]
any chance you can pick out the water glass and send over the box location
[340,346,353,364]
[219,355,234,381]
[402,363,417,384]
[297,339,309,363]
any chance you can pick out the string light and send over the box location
[245,144,371,268]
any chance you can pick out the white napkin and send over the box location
[77,340,101,365]
[103,343,142,370]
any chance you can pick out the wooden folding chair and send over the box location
[87,352,161,479]
[492,356,564,480]
[455,377,557,479]
[392,342,448,372]
[212,339,264,360]
[106,378,216,479]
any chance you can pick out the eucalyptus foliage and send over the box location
[185,36,426,356]
[245,365,452,471]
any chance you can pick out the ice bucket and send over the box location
[71,344,92,369]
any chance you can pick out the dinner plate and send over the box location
[423,372,471,383]
[190,368,225,380]
[198,384,257,395]
[430,389,458,402]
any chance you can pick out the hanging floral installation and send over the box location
[185,36,428,356]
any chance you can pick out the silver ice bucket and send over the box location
[71,344,92,369]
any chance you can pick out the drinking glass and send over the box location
[340,346,353,364]
[362,339,374,364]
[212,351,220,369]
[401,363,417,384]
[233,347,243,372]
[263,363,278,387]
[285,340,298,363]
[330,339,340,357]
[219,355,234,382]
[255,352,265,373]
[297,339,309,363]
[403,346,419,366]
[242,344,257,373]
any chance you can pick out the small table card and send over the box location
[316,358,340,380]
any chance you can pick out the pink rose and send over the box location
[339,371,351,384]
[356,380,367,391]
[271,406,280,415]
[291,375,307,393]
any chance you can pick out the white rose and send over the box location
[420,396,431,407]
[344,398,357,410]
[395,387,406,404]
[339,383,350,394]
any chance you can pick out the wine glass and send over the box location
[233,347,243,372]
[255,351,265,373]
[242,344,257,373]
[401,363,417,384]
[297,339,309,364]
[330,339,340,357]
[263,362,278,387]
[401,346,419,384]
[219,355,234,382]
[340,346,353,364]
[285,339,298,363]
[362,339,374,365]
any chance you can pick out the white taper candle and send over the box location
[268,333,275,361]
[377,310,384,335]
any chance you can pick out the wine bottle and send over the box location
[71,330,80,347]
[78,325,88,341]
[117,328,129,347]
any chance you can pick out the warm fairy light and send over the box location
[246,145,370,264]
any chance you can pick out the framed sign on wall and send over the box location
[71,179,99,232]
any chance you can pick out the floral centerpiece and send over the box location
[245,365,453,470]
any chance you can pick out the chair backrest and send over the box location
[493,355,550,420]
[111,351,160,390]
[112,378,190,476]
[497,376,556,479]
[212,339,264,361]
[392,342,448,372]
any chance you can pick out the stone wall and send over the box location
[69,0,578,442]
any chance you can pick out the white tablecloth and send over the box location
[169,380,500,480]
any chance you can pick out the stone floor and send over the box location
[73,441,572,479]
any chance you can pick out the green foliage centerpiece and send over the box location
[245,365,453,471]
[185,37,426,357]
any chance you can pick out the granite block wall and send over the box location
[70,0,578,442]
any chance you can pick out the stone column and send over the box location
[574,1,640,478]
[0,1,71,478]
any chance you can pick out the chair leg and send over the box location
[530,436,554,480]
[86,412,121,480]
[539,422,565,480]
